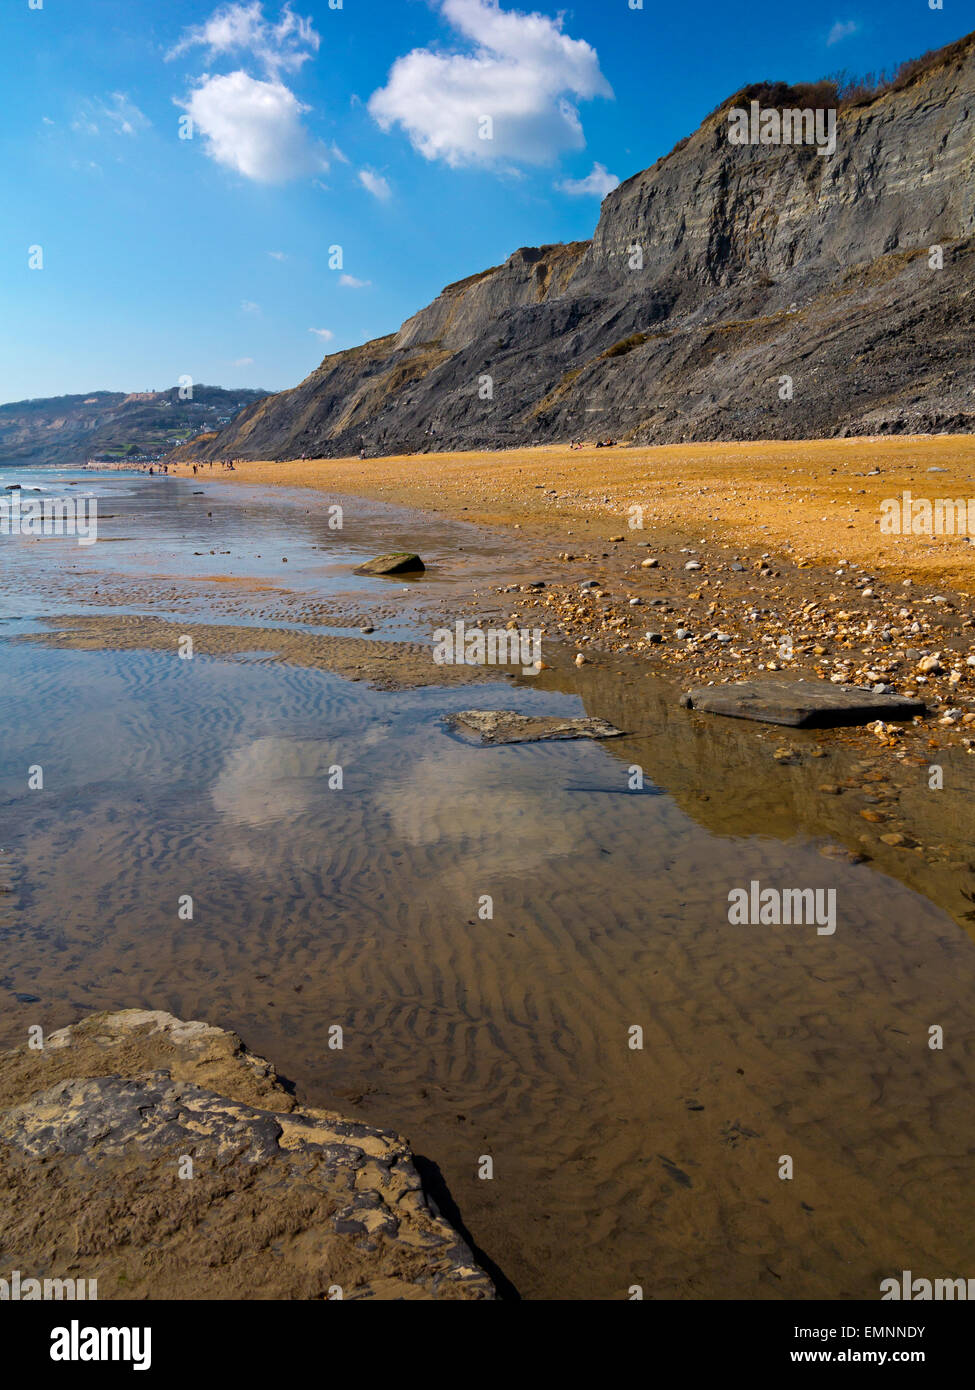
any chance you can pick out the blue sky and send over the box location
[0,0,968,403]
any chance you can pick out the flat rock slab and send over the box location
[354,552,425,575]
[444,709,624,745]
[0,1009,494,1301]
[680,679,926,728]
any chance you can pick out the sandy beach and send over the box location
[165,436,975,585]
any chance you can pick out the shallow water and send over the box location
[1,466,974,1299]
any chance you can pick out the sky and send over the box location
[0,0,969,404]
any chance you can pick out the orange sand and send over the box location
[169,437,975,591]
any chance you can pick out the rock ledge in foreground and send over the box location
[444,709,624,744]
[680,679,927,728]
[0,1009,494,1301]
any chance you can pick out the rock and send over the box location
[0,1010,493,1301]
[684,561,702,571]
[917,653,942,674]
[442,710,624,745]
[640,558,659,568]
[354,553,425,576]
[679,678,927,728]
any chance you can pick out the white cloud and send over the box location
[369,0,611,168]
[169,2,319,77]
[309,327,334,341]
[827,19,860,46]
[556,161,619,198]
[171,5,325,184]
[358,168,391,200]
[179,71,328,183]
[268,250,287,260]
[241,299,261,314]
[339,274,371,288]
[234,356,256,366]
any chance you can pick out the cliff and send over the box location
[189,32,975,460]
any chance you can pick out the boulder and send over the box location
[354,553,425,576]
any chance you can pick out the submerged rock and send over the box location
[680,679,926,728]
[0,1009,494,1301]
[444,709,624,745]
[354,553,425,576]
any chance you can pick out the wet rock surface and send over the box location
[680,679,927,727]
[355,553,425,576]
[0,1010,494,1301]
[443,709,624,744]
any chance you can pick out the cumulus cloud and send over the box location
[358,168,391,199]
[168,1,319,77]
[827,19,860,46]
[172,4,325,183]
[556,161,619,198]
[339,274,371,288]
[309,327,334,341]
[179,71,327,183]
[368,0,611,167]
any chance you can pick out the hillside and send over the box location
[186,31,975,461]
[0,385,269,467]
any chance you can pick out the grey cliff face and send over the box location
[191,33,975,462]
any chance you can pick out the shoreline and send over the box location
[149,439,975,752]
